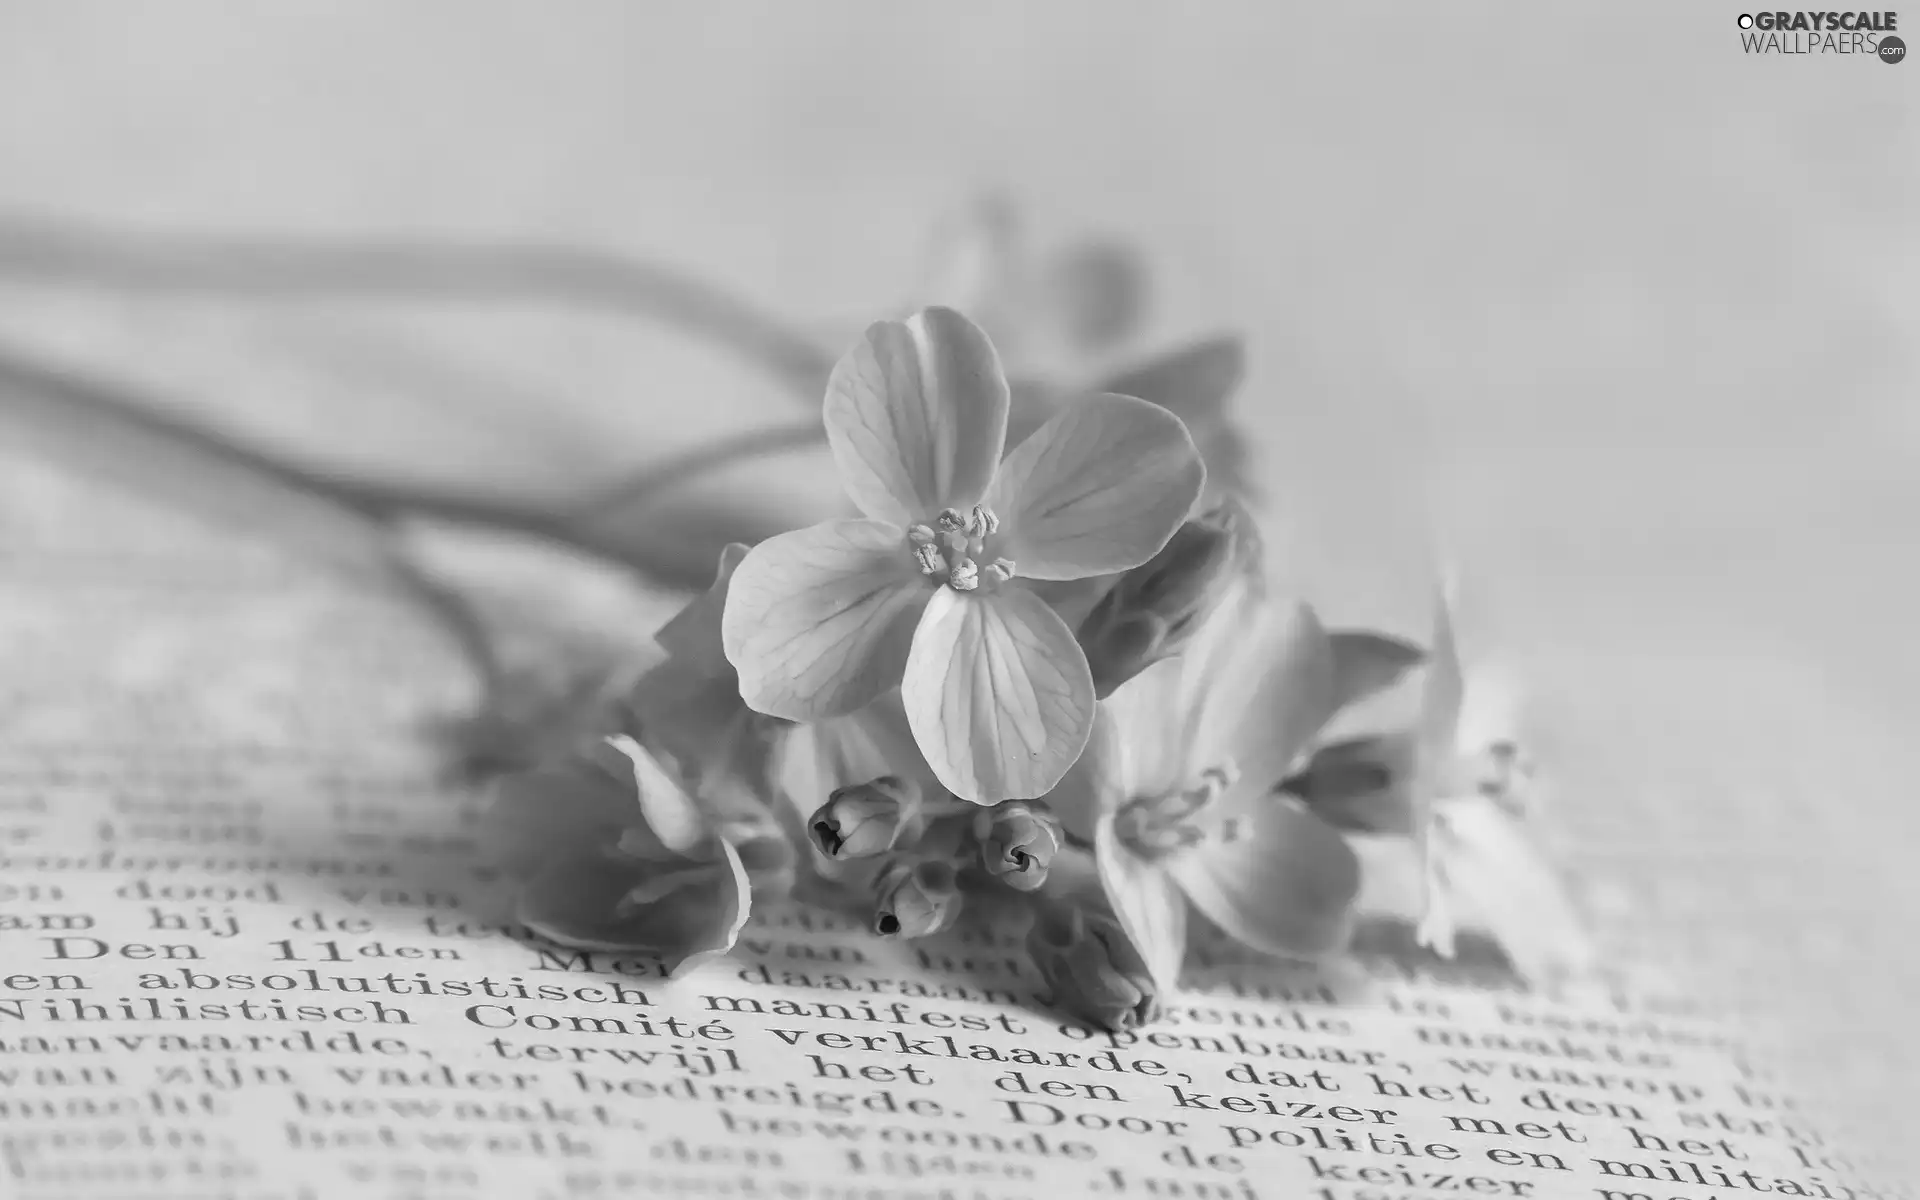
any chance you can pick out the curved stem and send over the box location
[0,343,514,689]
[0,212,834,402]
[568,420,823,523]
[0,339,680,578]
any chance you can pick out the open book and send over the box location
[0,457,1909,1200]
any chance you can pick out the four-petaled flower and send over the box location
[722,306,1205,804]
[1051,588,1394,994]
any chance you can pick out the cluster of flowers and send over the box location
[489,305,1593,1031]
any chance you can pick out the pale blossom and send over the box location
[1049,588,1377,994]
[1407,604,1596,984]
[1287,596,1597,985]
[722,306,1205,803]
[489,543,901,973]
[500,732,786,975]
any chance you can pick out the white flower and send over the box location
[721,306,1205,803]
[1049,589,1370,993]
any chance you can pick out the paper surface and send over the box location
[0,456,1911,1200]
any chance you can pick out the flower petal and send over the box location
[824,307,1011,525]
[516,842,747,975]
[667,840,753,977]
[1169,794,1360,960]
[1414,585,1467,918]
[604,734,706,856]
[1102,656,1200,798]
[622,657,749,785]
[1045,703,1127,841]
[774,693,931,822]
[902,585,1095,803]
[653,542,749,671]
[1328,630,1426,712]
[1456,664,1525,758]
[1095,814,1189,993]
[483,759,634,878]
[1208,601,1343,794]
[1428,795,1596,984]
[722,520,931,721]
[986,393,1206,581]
[1093,337,1245,435]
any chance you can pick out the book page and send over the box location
[0,458,1908,1200]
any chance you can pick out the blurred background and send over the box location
[0,0,1913,1169]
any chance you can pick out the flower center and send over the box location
[1114,761,1240,861]
[907,505,1015,592]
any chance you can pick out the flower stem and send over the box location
[0,342,513,683]
[0,212,834,401]
[567,421,824,523]
[0,339,791,589]
[0,340,790,704]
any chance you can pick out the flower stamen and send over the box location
[1114,759,1241,860]
[912,544,949,576]
[906,505,1012,590]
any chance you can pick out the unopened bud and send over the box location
[1077,500,1256,697]
[871,858,963,938]
[809,776,919,860]
[973,801,1062,892]
[1026,904,1160,1032]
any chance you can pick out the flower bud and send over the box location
[808,776,919,861]
[1026,904,1160,1032]
[871,859,963,938]
[973,801,1063,892]
[1076,499,1257,697]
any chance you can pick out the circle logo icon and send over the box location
[1880,35,1907,63]
[1737,13,1754,28]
